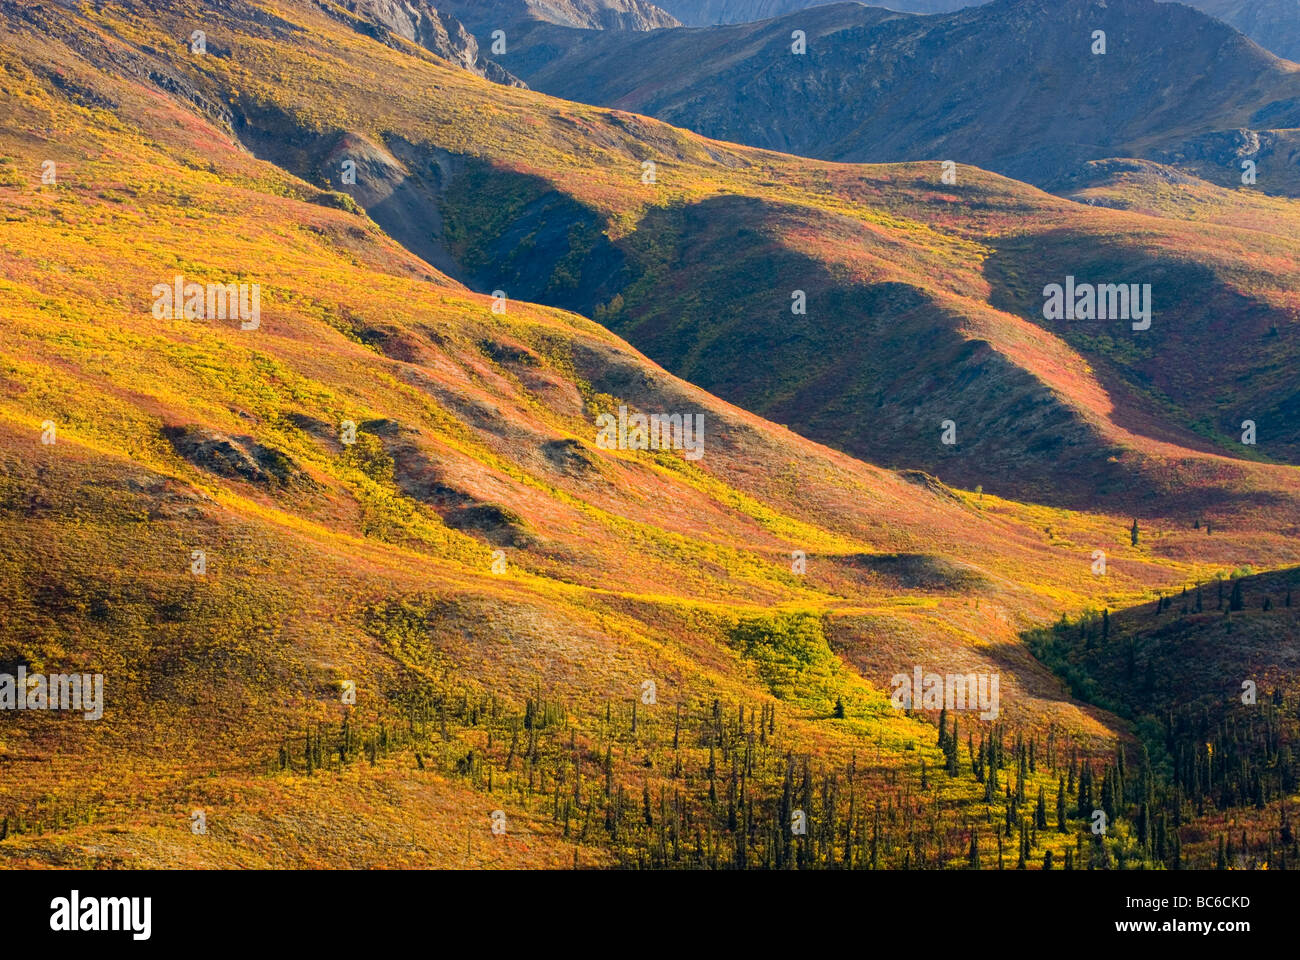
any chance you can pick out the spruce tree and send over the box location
[947,718,960,777]
[1056,775,1067,833]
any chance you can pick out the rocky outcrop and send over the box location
[329,0,525,85]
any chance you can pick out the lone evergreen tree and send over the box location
[1056,775,1067,833]
[1130,518,1139,546]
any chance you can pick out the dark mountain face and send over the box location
[504,0,1300,193]
[656,0,1300,65]
[434,0,679,32]
[655,0,974,24]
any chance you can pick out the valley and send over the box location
[0,0,1296,872]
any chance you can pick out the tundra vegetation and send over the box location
[0,0,1297,869]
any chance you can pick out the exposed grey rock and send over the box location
[327,0,526,85]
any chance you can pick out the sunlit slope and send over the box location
[27,0,1297,511]
[1060,158,1300,243]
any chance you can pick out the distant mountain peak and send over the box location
[434,0,680,32]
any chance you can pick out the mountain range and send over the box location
[653,0,1300,65]
[504,0,1300,195]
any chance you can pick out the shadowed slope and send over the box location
[504,0,1300,194]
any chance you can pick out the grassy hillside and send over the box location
[44,0,1298,512]
[0,0,1295,868]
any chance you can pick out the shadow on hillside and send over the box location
[981,228,1300,468]
[606,194,1136,511]
[224,101,1300,519]
[1017,566,1300,728]
[435,157,631,317]
[231,100,630,310]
